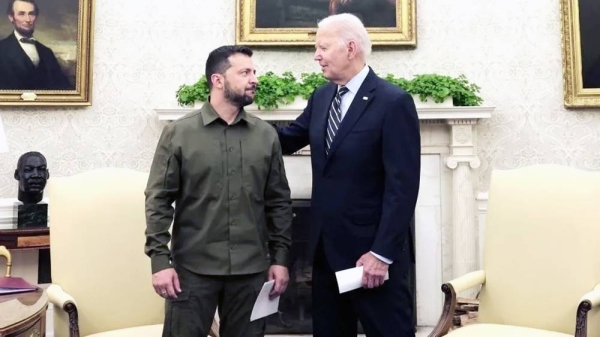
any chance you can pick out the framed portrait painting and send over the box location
[561,0,600,108]
[236,0,416,46]
[0,0,94,106]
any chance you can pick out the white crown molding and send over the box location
[155,105,495,122]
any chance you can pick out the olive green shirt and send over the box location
[144,102,292,275]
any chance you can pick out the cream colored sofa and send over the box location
[429,165,600,337]
[46,168,218,337]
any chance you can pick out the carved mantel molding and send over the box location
[155,105,494,122]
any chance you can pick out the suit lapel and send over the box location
[326,70,378,159]
[5,34,35,72]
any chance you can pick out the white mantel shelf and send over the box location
[154,106,494,122]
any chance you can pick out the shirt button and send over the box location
[229,196,235,200]
[228,147,234,152]
[229,169,235,175]
[230,245,236,250]
[231,220,236,225]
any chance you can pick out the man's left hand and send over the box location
[268,265,289,298]
[356,253,389,289]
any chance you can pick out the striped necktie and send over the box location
[325,85,349,155]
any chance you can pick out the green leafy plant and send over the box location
[298,72,328,99]
[384,74,411,90]
[176,75,209,107]
[405,74,483,106]
[448,74,483,106]
[254,71,301,110]
[175,72,483,108]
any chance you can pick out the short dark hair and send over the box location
[6,0,39,16]
[16,151,46,171]
[205,45,253,90]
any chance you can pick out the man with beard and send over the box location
[145,45,293,337]
[0,0,72,90]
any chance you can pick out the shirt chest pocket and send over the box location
[182,139,224,191]
[241,143,270,199]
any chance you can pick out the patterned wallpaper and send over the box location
[0,0,599,198]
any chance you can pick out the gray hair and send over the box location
[318,13,372,58]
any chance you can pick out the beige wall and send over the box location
[1,0,599,198]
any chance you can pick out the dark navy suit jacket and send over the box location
[0,33,72,90]
[277,68,421,272]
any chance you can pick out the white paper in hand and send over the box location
[250,280,280,321]
[335,266,389,293]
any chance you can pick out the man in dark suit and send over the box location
[276,13,421,337]
[0,0,72,90]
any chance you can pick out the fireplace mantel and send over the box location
[154,104,495,326]
[155,106,493,122]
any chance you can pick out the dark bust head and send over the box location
[14,151,49,204]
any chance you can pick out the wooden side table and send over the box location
[0,229,50,251]
[0,289,48,337]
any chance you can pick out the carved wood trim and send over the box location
[0,303,47,336]
[65,302,80,337]
[575,300,592,337]
[428,283,457,337]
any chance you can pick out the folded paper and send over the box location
[335,266,389,293]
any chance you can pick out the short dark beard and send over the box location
[224,81,254,108]
[15,26,34,38]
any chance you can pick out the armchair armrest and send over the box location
[575,283,600,337]
[47,284,76,308]
[428,270,486,337]
[448,270,486,293]
[580,284,600,307]
[47,284,81,337]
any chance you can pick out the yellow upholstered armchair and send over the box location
[429,165,600,337]
[45,168,219,337]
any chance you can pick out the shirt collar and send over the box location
[200,99,256,126]
[342,64,370,94]
[14,30,34,42]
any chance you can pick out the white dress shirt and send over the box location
[338,64,370,120]
[337,64,393,265]
[14,31,40,67]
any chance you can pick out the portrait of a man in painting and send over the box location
[0,0,76,91]
[238,0,413,46]
[577,0,600,88]
[561,0,600,107]
[255,0,396,29]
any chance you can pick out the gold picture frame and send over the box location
[236,0,416,46]
[560,0,600,108]
[0,0,94,106]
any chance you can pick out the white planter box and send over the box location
[411,94,453,108]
